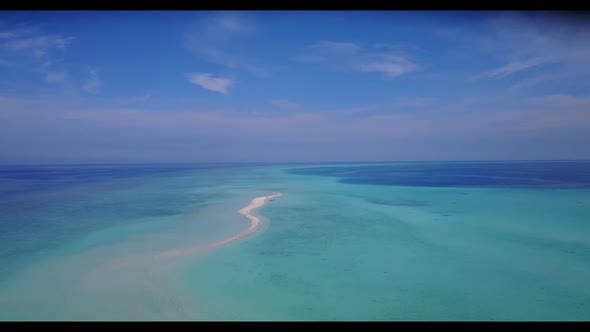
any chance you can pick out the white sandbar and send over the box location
[156,192,283,259]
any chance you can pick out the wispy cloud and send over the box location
[527,94,590,108]
[311,41,361,55]
[358,54,418,78]
[44,70,67,83]
[209,15,252,35]
[185,12,269,77]
[0,31,19,39]
[479,12,590,87]
[508,66,587,92]
[83,68,102,94]
[4,35,74,58]
[295,40,418,79]
[484,57,548,79]
[38,60,68,83]
[0,26,35,40]
[270,99,302,111]
[392,97,436,108]
[114,94,152,105]
[1,26,75,85]
[187,73,234,95]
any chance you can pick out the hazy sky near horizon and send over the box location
[1,11,589,163]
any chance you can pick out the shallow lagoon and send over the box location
[0,162,589,320]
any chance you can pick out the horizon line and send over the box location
[1,159,590,167]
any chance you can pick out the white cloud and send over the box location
[295,40,418,79]
[187,73,234,95]
[83,68,102,94]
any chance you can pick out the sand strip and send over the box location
[155,193,283,259]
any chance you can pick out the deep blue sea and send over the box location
[288,161,590,188]
[0,161,589,320]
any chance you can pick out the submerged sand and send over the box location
[81,193,283,297]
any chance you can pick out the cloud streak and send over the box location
[480,12,590,87]
[358,54,418,78]
[187,73,234,95]
[484,57,548,79]
[295,40,418,79]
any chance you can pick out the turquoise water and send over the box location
[0,162,589,320]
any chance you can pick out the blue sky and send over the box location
[1,11,589,163]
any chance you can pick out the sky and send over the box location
[0,10,589,163]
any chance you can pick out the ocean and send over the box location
[0,161,589,320]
